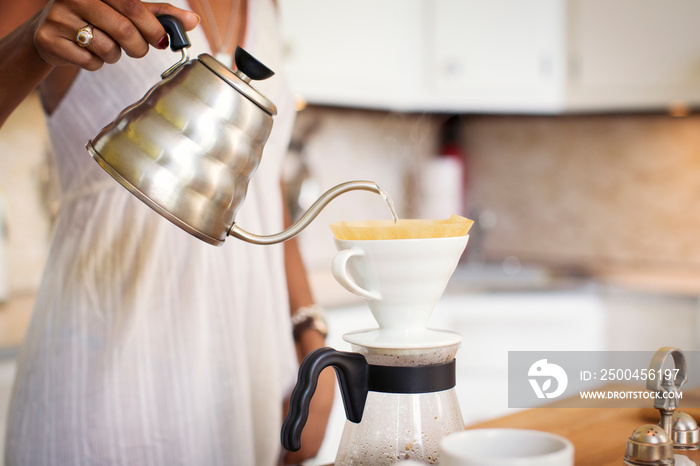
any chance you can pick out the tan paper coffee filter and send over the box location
[330,215,474,240]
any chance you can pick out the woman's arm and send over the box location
[0,0,200,127]
[0,4,52,126]
[282,203,335,464]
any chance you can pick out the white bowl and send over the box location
[439,428,574,466]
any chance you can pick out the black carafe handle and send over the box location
[281,347,369,452]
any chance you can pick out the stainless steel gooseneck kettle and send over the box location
[87,15,383,246]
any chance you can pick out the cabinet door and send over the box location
[426,0,566,113]
[278,0,425,111]
[566,0,700,111]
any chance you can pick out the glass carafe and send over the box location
[335,343,464,465]
[281,341,465,465]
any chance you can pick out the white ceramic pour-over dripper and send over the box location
[332,235,468,349]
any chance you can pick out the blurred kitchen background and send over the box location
[2,0,700,463]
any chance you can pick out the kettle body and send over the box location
[88,50,275,246]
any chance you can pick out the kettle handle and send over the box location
[156,15,191,51]
[281,347,369,452]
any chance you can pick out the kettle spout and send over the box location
[229,180,384,245]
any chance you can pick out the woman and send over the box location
[0,1,334,464]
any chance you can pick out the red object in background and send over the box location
[417,116,468,219]
[439,116,468,215]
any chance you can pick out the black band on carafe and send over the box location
[368,359,456,394]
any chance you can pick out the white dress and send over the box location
[5,1,298,464]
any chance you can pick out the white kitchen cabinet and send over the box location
[278,0,700,113]
[425,0,566,113]
[278,0,425,111]
[565,0,700,112]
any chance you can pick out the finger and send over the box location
[45,36,105,71]
[80,25,122,65]
[100,0,166,50]
[143,3,201,31]
[81,1,152,58]
[33,8,106,70]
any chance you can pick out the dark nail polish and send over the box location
[157,35,169,50]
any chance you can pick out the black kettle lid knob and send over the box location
[234,46,275,81]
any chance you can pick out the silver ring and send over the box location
[75,24,94,48]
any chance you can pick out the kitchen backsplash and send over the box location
[293,108,700,282]
[3,96,700,299]
[462,114,700,273]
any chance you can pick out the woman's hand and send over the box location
[33,0,200,71]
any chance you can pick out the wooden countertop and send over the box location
[467,385,700,465]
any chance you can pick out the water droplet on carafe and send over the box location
[379,187,399,223]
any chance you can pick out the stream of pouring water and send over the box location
[378,187,399,223]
